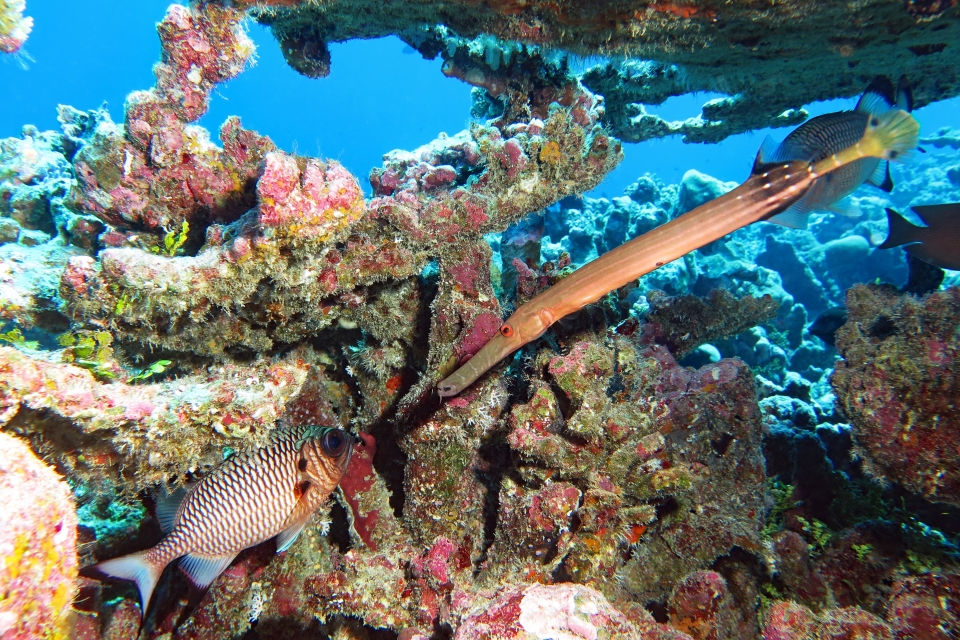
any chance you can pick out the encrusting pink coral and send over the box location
[0,431,77,639]
[0,0,31,54]
[0,344,322,491]
[70,3,273,235]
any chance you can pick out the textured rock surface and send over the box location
[253,0,960,143]
[0,431,78,639]
[832,285,960,505]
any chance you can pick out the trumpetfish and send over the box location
[438,102,920,398]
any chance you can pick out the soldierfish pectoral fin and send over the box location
[276,514,311,552]
[81,551,163,619]
[878,208,921,250]
[178,552,237,596]
[154,484,194,534]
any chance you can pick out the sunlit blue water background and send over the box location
[2,0,958,197]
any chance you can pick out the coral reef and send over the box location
[454,583,690,640]
[0,431,77,639]
[68,4,270,236]
[832,284,960,505]
[2,1,959,638]
[0,0,31,54]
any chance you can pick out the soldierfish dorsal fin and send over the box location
[856,76,897,115]
[878,208,922,250]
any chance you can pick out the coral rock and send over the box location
[832,285,960,504]
[0,431,78,639]
[886,573,960,639]
[454,583,691,640]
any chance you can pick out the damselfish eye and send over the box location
[500,324,514,337]
[322,429,347,456]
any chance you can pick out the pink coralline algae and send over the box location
[0,344,324,490]
[886,573,960,639]
[258,153,366,237]
[762,602,895,640]
[454,583,693,640]
[488,336,766,603]
[69,3,273,235]
[0,431,77,640]
[0,0,31,54]
[831,284,960,504]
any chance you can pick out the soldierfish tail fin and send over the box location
[80,551,164,618]
[878,208,920,250]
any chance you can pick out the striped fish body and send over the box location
[83,425,355,617]
[773,111,878,208]
[763,76,912,228]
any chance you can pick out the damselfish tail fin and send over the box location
[878,208,920,250]
[813,109,920,176]
[863,109,920,162]
[80,551,164,618]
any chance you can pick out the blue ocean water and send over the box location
[4,0,957,197]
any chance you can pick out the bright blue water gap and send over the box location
[199,26,473,191]
[0,0,170,136]
[2,1,955,198]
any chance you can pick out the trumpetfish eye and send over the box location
[500,324,515,337]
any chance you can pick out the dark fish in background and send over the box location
[81,425,356,617]
[808,307,848,346]
[762,76,912,228]
[880,203,960,271]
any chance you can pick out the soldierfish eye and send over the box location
[322,429,347,456]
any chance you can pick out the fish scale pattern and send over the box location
[172,432,311,556]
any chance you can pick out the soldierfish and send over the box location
[880,203,960,270]
[761,76,913,227]
[82,425,356,616]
